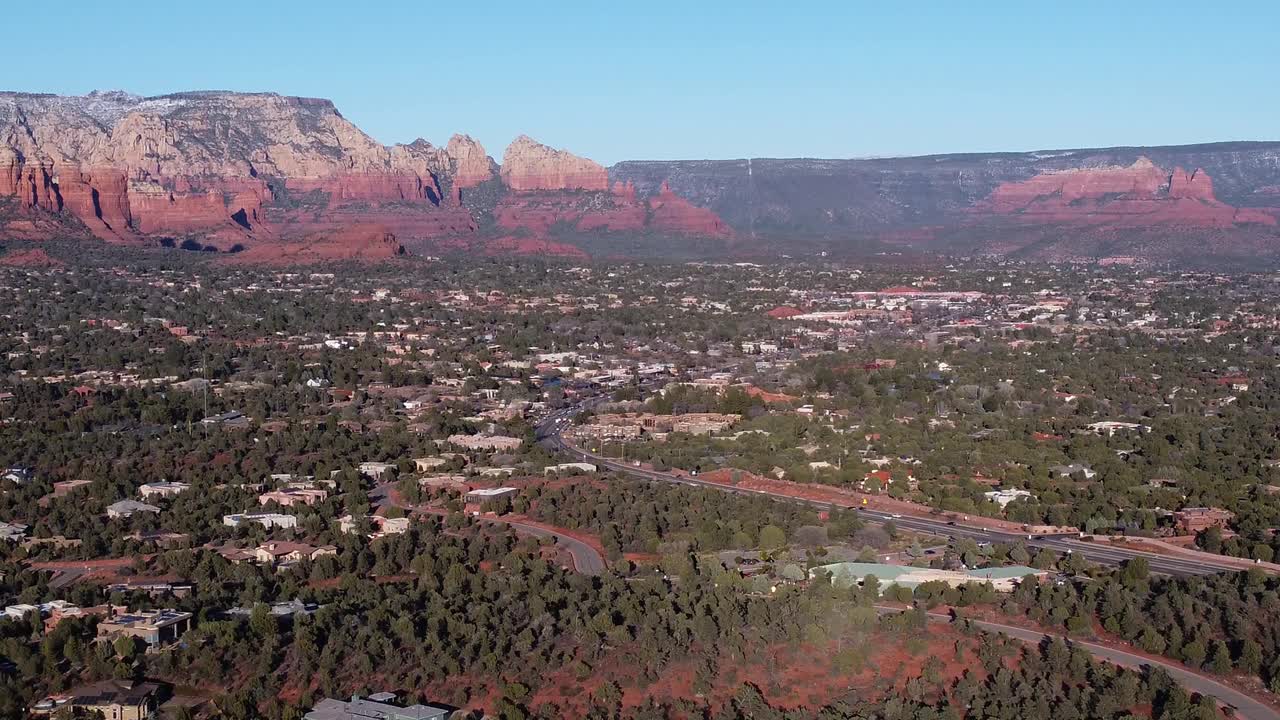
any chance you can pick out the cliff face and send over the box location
[500,135,608,191]
[980,157,1277,229]
[610,143,1280,261]
[446,134,497,190]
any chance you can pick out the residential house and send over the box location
[1048,463,1097,480]
[258,488,328,507]
[0,521,28,542]
[1084,421,1151,437]
[2,466,33,484]
[358,462,397,480]
[465,487,520,504]
[304,694,450,720]
[55,680,161,720]
[1173,507,1235,534]
[413,457,450,472]
[223,512,298,530]
[983,488,1035,508]
[96,608,192,647]
[253,541,337,567]
[106,499,161,519]
[338,515,410,537]
[138,481,191,501]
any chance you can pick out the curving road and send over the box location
[490,519,605,575]
[877,606,1279,720]
[369,481,605,575]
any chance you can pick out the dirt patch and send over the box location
[0,248,65,267]
[529,626,974,718]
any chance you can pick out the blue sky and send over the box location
[5,1,1275,164]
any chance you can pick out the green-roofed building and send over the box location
[811,562,1046,594]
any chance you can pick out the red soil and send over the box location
[530,627,974,718]
[0,248,64,267]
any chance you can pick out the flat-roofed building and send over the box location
[97,608,193,647]
[223,512,298,530]
[464,487,519,503]
[811,562,1047,594]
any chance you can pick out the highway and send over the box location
[535,401,1244,578]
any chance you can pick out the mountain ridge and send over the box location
[2,89,1279,264]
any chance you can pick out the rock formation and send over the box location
[0,91,469,245]
[445,134,497,190]
[981,157,1277,229]
[229,226,405,264]
[500,135,608,191]
[647,182,733,237]
[5,89,1278,264]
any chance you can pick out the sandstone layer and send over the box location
[0,92,730,260]
[500,135,608,192]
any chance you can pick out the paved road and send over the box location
[876,607,1278,720]
[535,401,1245,577]
[495,520,606,575]
[369,480,605,575]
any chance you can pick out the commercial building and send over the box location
[811,562,1046,594]
[464,487,520,503]
[447,434,523,451]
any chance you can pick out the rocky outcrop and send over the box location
[0,91,473,245]
[647,182,733,237]
[981,157,1277,229]
[445,134,496,190]
[0,248,64,267]
[1168,167,1215,200]
[575,182,648,231]
[985,158,1168,211]
[500,135,608,192]
[56,166,132,236]
[228,226,405,264]
[5,89,1279,264]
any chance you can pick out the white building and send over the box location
[138,482,191,500]
[337,515,410,537]
[983,489,1035,509]
[465,487,520,503]
[107,500,161,519]
[544,462,597,476]
[447,434,523,452]
[358,462,397,480]
[223,512,298,530]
